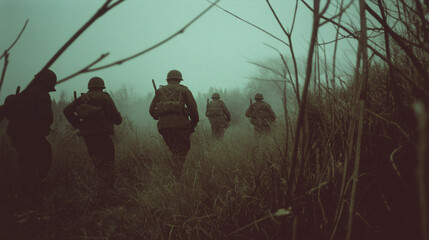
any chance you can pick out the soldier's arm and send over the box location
[184,88,199,128]
[37,93,54,127]
[221,101,231,122]
[63,98,80,129]
[149,90,160,120]
[267,104,276,121]
[205,101,211,117]
[0,105,4,122]
[105,94,122,125]
[245,105,253,118]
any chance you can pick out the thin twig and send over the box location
[0,19,29,60]
[25,0,124,90]
[0,52,9,96]
[56,0,220,85]
[88,0,220,72]
[57,53,110,84]
[206,0,289,47]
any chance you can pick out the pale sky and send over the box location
[0,0,356,101]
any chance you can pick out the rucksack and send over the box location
[252,103,272,119]
[206,101,224,117]
[76,94,103,119]
[3,93,37,121]
[154,86,185,117]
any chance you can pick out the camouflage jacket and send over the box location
[245,101,276,124]
[149,82,199,131]
[3,89,53,136]
[63,90,122,135]
[206,99,231,125]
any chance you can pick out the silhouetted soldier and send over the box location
[245,93,276,134]
[1,69,57,208]
[63,77,122,191]
[149,70,199,180]
[206,93,231,140]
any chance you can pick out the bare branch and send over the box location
[86,0,220,72]
[266,0,290,37]
[24,0,125,91]
[320,0,353,27]
[301,0,429,96]
[0,19,29,60]
[290,0,299,34]
[206,0,289,47]
[56,53,110,84]
[0,52,9,95]
[247,61,285,79]
[263,43,299,100]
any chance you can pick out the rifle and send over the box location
[205,98,209,116]
[152,79,157,91]
[73,91,77,101]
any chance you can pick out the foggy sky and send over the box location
[0,0,356,102]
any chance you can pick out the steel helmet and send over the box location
[88,77,105,89]
[211,93,220,99]
[166,70,183,81]
[35,69,57,92]
[254,93,264,100]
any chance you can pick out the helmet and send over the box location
[211,93,220,99]
[166,70,183,81]
[35,69,57,92]
[254,93,264,100]
[88,77,105,89]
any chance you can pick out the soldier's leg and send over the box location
[98,134,115,189]
[159,130,175,153]
[83,134,113,184]
[35,136,52,181]
[211,124,217,138]
[217,126,225,139]
[83,134,98,160]
[11,134,39,207]
[171,130,191,180]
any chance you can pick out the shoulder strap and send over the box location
[159,86,182,102]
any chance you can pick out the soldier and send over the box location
[245,93,276,134]
[1,69,57,207]
[149,70,199,180]
[206,92,231,140]
[63,77,122,191]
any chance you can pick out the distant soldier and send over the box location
[63,77,122,190]
[1,69,57,207]
[149,70,199,180]
[206,93,231,140]
[245,93,276,134]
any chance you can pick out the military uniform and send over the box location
[245,94,276,134]
[149,70,199,180]
[206,93,231,139]
[1,69,56,206]
[63,77,122,189]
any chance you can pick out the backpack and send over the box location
[76,94,103,119]
[206,101,224,117]
[154,86,185,117]
[3,93,37,122]
[252,103,272,119]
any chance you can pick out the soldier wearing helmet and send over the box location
[149,69,199,180]
[245,93,276,134]
[0,69,57,208]
[206,92,231,140]
[63,77,122,192]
